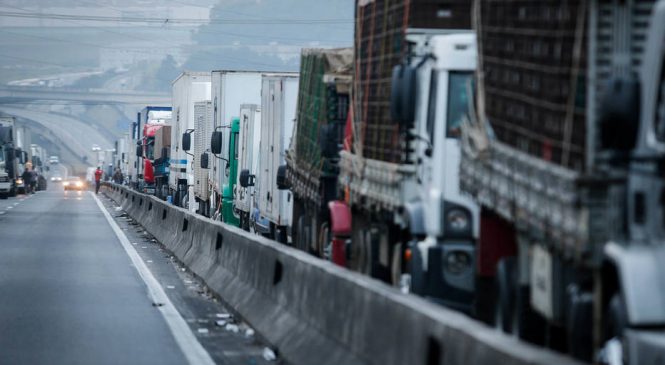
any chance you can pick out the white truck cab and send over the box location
[392,32,479,312]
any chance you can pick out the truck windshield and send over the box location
[146,137,155,160]
[233,132,239,160]
[446,72,473,139]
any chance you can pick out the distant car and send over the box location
[50,175,63,182]
[48,156,59,164]
[63,177,85,191]
[91,144,101,152]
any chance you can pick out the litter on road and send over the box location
[262,348,277,362]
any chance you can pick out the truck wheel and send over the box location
[494,257,516,333]
[295,216,305,251]
[495,258,545,345]
[318,222,331,261]
[600,294,627,362]
[567,287,593,362]
[276,226,288,244]
[391,242,403,286]
[0,193,7,199]
[9,187,16,197]
[514,285,546,345]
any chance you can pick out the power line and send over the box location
[0,101,164,105]
[0,11,352,25]
[0,54,70,68]
[0,5,291,69]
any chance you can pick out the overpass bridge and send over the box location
[0,85,171,105]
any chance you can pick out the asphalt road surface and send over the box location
[0,183,272,364]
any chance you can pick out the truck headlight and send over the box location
[446,208,470,232]
[445,251,472,275]
[16,178,23,185]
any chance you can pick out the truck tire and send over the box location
[514,285,546,346]
[0,193,7,199]
[495,257,545,345]
[494,257,516,332]
[599,293,627,363]
[276,226,288,244]
[567,288,593,362]
[391,242,403,286]
[9,187,16,197]
[604,294,627,341]
[295,216,305,251]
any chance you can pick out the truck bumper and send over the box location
[142,184,156,195]
[0,182,10,193]
[251,208,272,234]
[410,239,476,314]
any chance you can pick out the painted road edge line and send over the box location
[91,192,215,365]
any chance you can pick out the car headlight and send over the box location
[76,182,82,187]
[445,251,472,275]
[446,208,470,232]
[16,178,23,185]
[63,182,69,186]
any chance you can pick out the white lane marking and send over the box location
[6,206,12,210]
[91,192,215,365]
[13,203,19,206]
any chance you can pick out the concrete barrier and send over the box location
[102,184,580,365]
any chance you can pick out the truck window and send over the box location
[426,70,439,145]
[233,132,239,160]
[146,137,155,160]
[446,72,473,139]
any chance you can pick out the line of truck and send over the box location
[0,116,50,198]
[111,0,665,362]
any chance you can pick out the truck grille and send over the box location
[0,176,9,183]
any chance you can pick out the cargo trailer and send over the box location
[169,72,211,209]
[460,0,665,362]
[255,74,299,242]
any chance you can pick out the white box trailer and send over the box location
[126,123,138,186]
[15,124,31,162]
[193,101,213,214]
[210,71,264,217]
[169,71,211,208]
[234,104,261,230]
[256,74,299,241]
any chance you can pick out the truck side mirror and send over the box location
[239,169,254,187]
[136,145,142,157]
[276,165,289,190]
[400,66,417,128]
[390,64,405,122]
[211,131,223,154]
[390,64,417,129]
[200,153,209,169]
[320,124,340,158]
[599,77,640,152]
[182,133,191,151]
